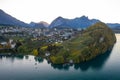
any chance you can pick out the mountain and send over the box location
[0,9,29,27]
[49,16,100,29]
[49,16,120,30]
[29,21,49,28]
[1,9,120,29]
[107,23,120,29]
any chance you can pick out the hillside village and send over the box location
[0,26,83,51]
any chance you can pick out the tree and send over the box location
[50,56,64,64]
[0,44,3,48]
[32,49,38,56]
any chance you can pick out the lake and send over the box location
[0,34,120,80]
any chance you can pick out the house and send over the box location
[69,60,73,64]
[9,39,16,49]
[45,52,50,57]
[0,42,7,45]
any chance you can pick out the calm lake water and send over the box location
[0,34,120,80]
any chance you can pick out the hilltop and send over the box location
[48,22,116,64]
[49,16,100,29]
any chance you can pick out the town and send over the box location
[0,26,83,51]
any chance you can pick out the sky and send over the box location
[0,0,120,24]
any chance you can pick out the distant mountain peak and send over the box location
[0,9,4,13]
[0,9,29,27]
[80,15,88,19]
[56,16,64,19]
[49,16,100,29]
[29,21,49,28]
[39,21,49,27]
[55,16,66,22]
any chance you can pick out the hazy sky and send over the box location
[0,0,120,24]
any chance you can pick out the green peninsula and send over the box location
[48,22,116,64]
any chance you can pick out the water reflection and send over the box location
[34,56,44,63]
[51,63,73,70]
[51,50,112,71]
[25,55,29,59]
[0,54,24,60]
[0,49,112,71]
[0,54,24,63]
[74,50,112,71]
[0,54,44,64]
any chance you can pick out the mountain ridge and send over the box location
[0,9,120,29]
[49,16,100,29]
[0,9,29,27]
[0,9,49,28]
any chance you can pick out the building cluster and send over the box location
[0,26,83,45]
[0,39,16,49]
